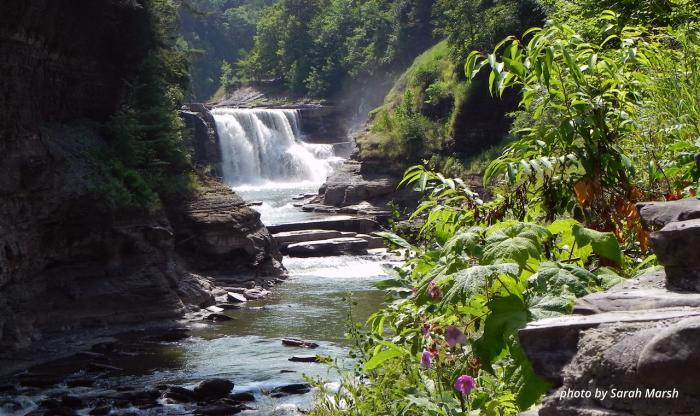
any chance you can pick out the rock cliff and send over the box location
[520,198,700,415]
[0,0,283,370]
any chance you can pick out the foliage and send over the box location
[240,0,435,97]
[178,0,275,99]
[434,0,544,62]
[96,0,195,213]
[311,3,700,414]
[311,166,630,415]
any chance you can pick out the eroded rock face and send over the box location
[520,197,700,416]
[169,181,284,278]
[318,161,399,207]
[0,0,283,371]
[180,105,222,175]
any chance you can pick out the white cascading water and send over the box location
[211,108,340,187]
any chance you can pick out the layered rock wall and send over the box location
[520,198,700,416]
[0,1,283,364]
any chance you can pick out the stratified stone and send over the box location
[518,308,700,384]
[286,237,369,257]
[193,379,234,401]
[637,316,700,395]
[651,219,700,291]
[637,198,700,229]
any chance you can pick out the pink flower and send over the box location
[454,374,476,396]
[421,322,432,336]
[445,325,466,347]
[411,287,417,296]
[420,350,433,369]
[428,281,442,300]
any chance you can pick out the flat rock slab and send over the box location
[574,287,700,315]
[519,307,700,384]
[288,355,321,363]
[267,216,378,235]
[355,234,385,249]
[286,237,369,257]
[282,338,319,349]
[272,230,344,248]
[637,198,700,229]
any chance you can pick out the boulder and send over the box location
[229,392,255,402]
[286,238,369,257]
[163,386,197,402]
[355,234,385,249]
[637,316,700,394]
[270,383,312,395]
[288,355,321,363]
[227,292,247,303]
[650,219,700,291]
[282,338,319,349]
[267,216,378,235]
[244,288,270,300]
[193,379,235,401]
[205,313,233,322]
[637,198,700,229]
[319,161,397,207]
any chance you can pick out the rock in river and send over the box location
[282,338,319,349]
[286,237,368,257]
[193,379,235,401]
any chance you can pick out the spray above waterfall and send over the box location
[212,108,342,187]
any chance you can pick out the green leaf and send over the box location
[441,226,485,258]
[526,293,574,320]
[363,348,405,371]
[374,231,415,251]
[528,261,597,297]
[440,264,519,308]
[482,223,550,268]
[473,295,528,367]
[572,224,623,265]
[508,343,551,409]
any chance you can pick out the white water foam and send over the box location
[212,108,342,187]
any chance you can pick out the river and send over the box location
[0,108,391,415]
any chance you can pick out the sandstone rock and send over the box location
[319,161,397,207]
[637,198,700,229]
[193,379,235,401]
[205,313,233,322]
[650,219,700,291]
[229,391,255,402]
[273,230,344,251]
[355,234,385,249]
[519,307,700,384]
[170,180,285,278]
[227,292,247,303]
[244,288,270,300]
[163,386,197,402]
[288,355,321,363]
[286,237,369,257]
[267,216,378,235]
[637,316,700,394]
[282,338,319,349]
[270,383,312,395]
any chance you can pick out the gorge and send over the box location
[4,1,700,416]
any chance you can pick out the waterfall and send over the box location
[212,108,340,187]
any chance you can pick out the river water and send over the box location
[0,109,390,415]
